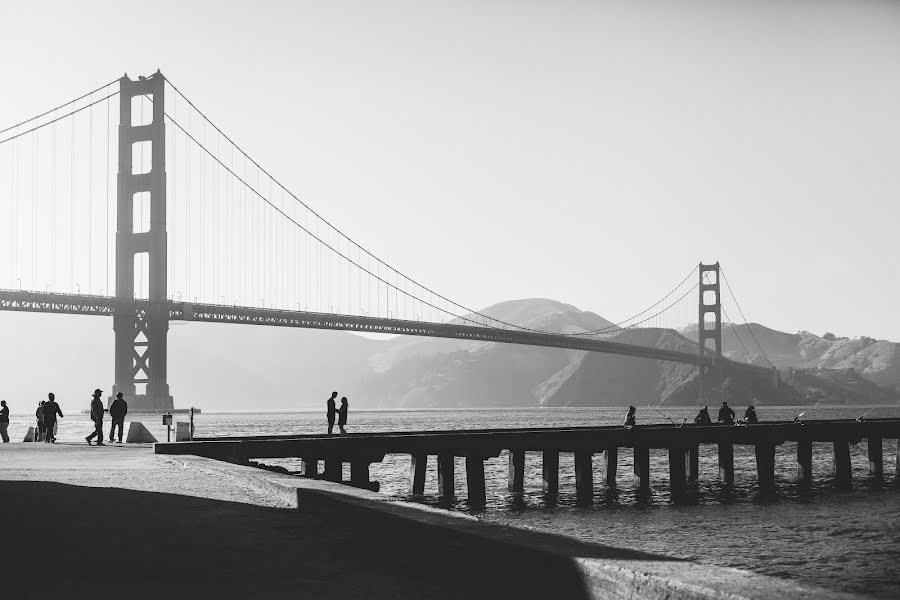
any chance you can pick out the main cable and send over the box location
[0,78,119,136]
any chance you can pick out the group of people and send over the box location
[326,391,349,435]
[33,393,65,442]
[8,389,129,445]
[84,388,129,445]
[623,401,760,427]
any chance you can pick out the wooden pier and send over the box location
[155,418,900,505]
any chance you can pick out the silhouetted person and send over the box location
[338,397,349,435]
[694,405,712,425]
[718,401,735,425]
[744,405,758,424]
[623,405,636,427]
[109,392,128,443]
[42,393,63,443]
[85,389,106,446]
[326,392,337,436]
[36,401,45,442]
[0,400,9,443]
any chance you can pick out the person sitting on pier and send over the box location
[623,406,636,427]
[338,397,349,435]
[42,393,63,443]
[694,406,712,425]
[327,391,338,436]
[36,401,45,442]
[743,405,758,424]
[717,401,735,425]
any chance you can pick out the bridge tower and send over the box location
[111,71,173,410]
[698,262,722,359]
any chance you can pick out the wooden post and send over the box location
[688,445,699,481]
[301,457,319,477]
[668,447,687,493]
[832,440,852,489]
[574,451,593,500]
[633,446,650,492]
[350,459,370,487]
[867,437,883,478]
[466,455,487,506]
[796,440,813,486]
[507,449,525,494]
[600,448,618,488]
[718,442,734,484]
[437,454,455,499]
[755,443,776,489]
[324,458,342,482]
[409,454,427,495]
[542,450,559,494]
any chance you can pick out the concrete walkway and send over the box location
[0,443,857,599]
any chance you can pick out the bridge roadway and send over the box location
[0,288,770,374]
[155,418,900,505]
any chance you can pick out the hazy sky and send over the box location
[2,0,899,340]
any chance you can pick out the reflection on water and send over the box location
[202,406,897,598]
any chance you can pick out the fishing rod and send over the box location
[794,398,826,423]
[646,404,687,428]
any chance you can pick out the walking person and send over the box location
[0,400,9,443]
[36,401,45,442]
[338,396,349,435]
[108,392,128,443]
[326,391,337,436]
[42,393,63,443]
[85,389,106,446]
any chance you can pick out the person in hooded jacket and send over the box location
[694,405,712,425]
[108,392,128,443]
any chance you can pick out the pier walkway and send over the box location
[157,418,900,505]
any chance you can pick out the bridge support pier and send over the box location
[718,442,734,484]
[507,450,525,494]
[755,443,777,490]
[688,446,700,481]
[324,458,341,482]
[350,460,371,489]
[600,448,618,488]
[301,457,319,477]
[832,441,852,489]
[437,454,455,499]
[796,441,813,486]
[409,454,427,495]
[542,451,559,494]
[466,456,486,506]
[867,437,883,478]
[633,446,650,492]
[574,451,593,500]
[668,447,688,494]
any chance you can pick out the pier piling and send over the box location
[668,447,688,493]
[688,445,699,481]
[350,460,370,488]
[633,446,650,491]
[574,451,593,500]
[542,450,559,494]
[717,442,734,485]
[507,449,525,494]
[437,454,455,499]
[796,441,813,486]
[600,448,618,488]
[832,441,852,489]
[409,454,427,495]
[466,456,487,506]
[867,437,883,478]
[301,457,319,477]
[755,443,776,489]
[324,458,341,482]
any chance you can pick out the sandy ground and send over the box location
[0,443,626,599]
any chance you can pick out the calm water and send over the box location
[6,406,898,597]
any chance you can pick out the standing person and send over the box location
[36,401,45,442]
[42,393,63,443]
[623,405,637,427]
[718,401,735,425]
[0,400,9,443]
[85,389,106,446]
[338,397,349,435]
[108,392,128,443]
[326,391,337,436]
